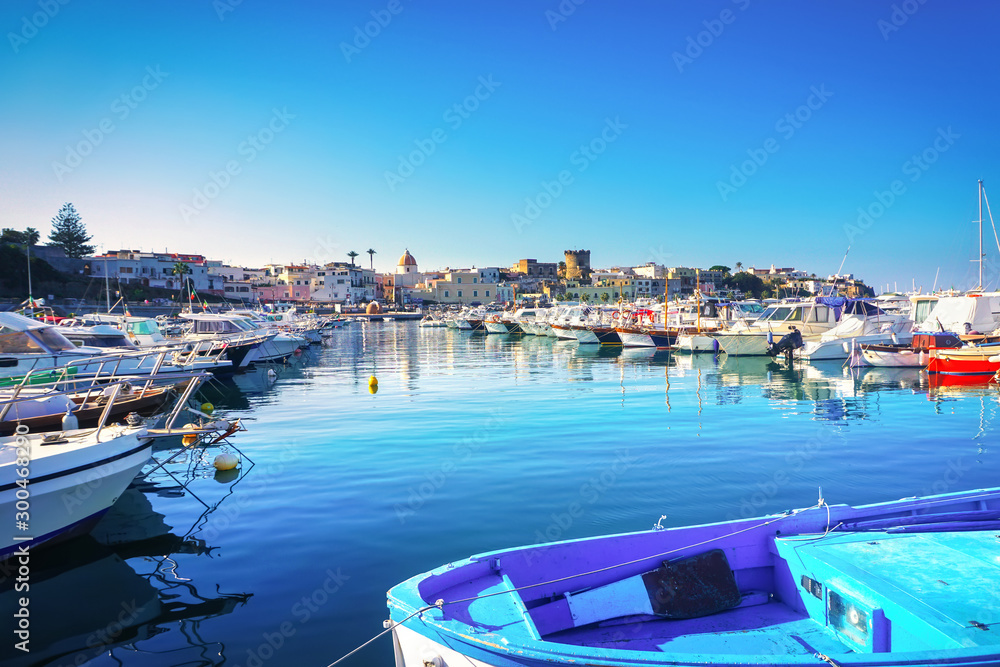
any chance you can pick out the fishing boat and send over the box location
[861,331,963,368]
[387,486,1000,667]
[927,343,1000,377]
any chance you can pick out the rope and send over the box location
[324,605,433,666]
[815,652,844,667]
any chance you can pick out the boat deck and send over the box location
[550,601,847,655]
[776,529,1000,651]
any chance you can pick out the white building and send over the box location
[88,250,216,291]
[311,263,376,303]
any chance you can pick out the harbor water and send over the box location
[7,321,999,666]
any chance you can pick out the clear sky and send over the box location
[2,0,998,292]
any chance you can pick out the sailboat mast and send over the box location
[979,179,984,289]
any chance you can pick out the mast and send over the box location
[979,179,984,289]
[25,241,33,317]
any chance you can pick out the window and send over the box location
[444,291,450,297]
[473,290,478,297]
[485,290,490,297]
[458,290,463,297]
[473,277,478,284]
[457,277,462,284]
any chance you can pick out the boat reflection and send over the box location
[0,483,251,666]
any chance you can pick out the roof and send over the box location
[398,249,417,267]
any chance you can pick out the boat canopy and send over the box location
[917,294,1000,333]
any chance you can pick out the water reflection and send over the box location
[0,481,251,667]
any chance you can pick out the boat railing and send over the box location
[0,370,212,437]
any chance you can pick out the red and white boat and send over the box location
[927,344,1000,377]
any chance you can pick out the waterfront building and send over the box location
[87,250,216,291]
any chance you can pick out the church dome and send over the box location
[398,249,417,267]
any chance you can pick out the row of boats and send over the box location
[0,306,335,563]
[419,291,1000,380]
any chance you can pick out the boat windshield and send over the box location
[758,307,793,322]
[25,326,78,352]
[230,318,258,332]
[127,320,161,337]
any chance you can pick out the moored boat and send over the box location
[387,486,1000,667]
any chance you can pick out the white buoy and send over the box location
[61,405,79,431]
[214,452,239,471]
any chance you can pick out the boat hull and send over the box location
[570,326,599,345]
[1,428,151,559]
[928,346,1000,376]
[615,328,654,347]
[484,321,509,334]
[592,326,621,345]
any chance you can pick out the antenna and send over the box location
[932,267,940,293]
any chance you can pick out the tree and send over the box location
[347,251,359,266]
[172,261,191,290]
[580,293,590,303]
[557,260,566,278]
[1,227,40,245]
[48,203,94,258]
[600,291,610,303]
[723,272,766,298]
[735,261,743,274]
[708,265,731,274]
[366,248,376,269]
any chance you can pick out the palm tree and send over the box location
[735,261,743,274]
[600,292,610,303]
[347,251,359,266]
[366,248,376,269]
[171,261,191,294]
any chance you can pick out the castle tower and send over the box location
[564,249,591,281]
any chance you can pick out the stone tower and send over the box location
[564,249,591,281]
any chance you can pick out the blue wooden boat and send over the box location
[386,487,1000,666]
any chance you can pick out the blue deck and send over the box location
[776,529,1000,652]
[551,601,848,655]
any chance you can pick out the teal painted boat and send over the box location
[386,487,1000,666]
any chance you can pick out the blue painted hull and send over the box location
[387,488,1000,666]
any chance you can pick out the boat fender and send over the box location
[214,452,239,470]
[420,656,444,667]
[712,338,720,353]
[61,405,79,431]
[201,402,214,415]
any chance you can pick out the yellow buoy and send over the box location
[201,402,214,415]
[369,375,378,386]
[369,383,379,395]
[182,434,198,446]
[214,452,239,471]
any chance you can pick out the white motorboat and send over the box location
[798,302,912,362]
[0,422,152,559]
[711,300,842,356]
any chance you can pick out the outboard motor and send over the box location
[766,326,803,358]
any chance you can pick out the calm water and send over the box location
[6,322,999,666]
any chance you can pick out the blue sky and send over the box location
[1,0,998,292]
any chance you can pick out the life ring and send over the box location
[612,311,620,319]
